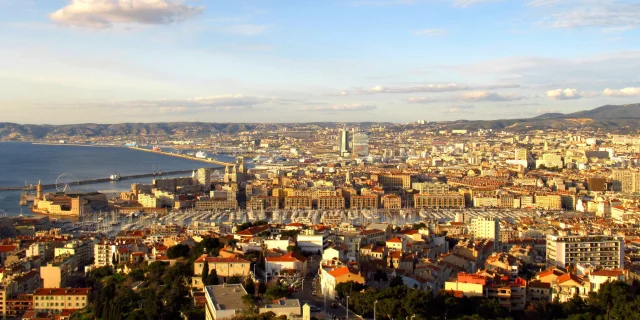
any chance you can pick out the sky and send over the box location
[0,0,639,124]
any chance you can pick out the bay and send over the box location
[0,142,233,215]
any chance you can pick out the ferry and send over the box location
[195,151,208,159]
[110,174,120,181]
[152,146,161,152]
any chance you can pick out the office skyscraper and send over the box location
[352,132,369,157]
[339,129,350,156]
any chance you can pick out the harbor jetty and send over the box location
[127,147,235,167]
[0,168,222,191]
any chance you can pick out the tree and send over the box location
[244,277,256,295]
[389,276,404,288]
[167,244,190,259]
[265,283,289,300]
[202,262,209,285]
[206,269,219,285]
[242,294,258,314]
[373,269,388,281]
[228,275,243,284]
[287,245,302,253]
[258,281,268,295]
[335,281,366,300]
[412,223,427,230]
[128,269,145,282]
[280,230,300,238]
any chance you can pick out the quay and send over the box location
[0,167,222,191]
[127,147,235,167]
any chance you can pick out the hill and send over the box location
[447,103,640,132]
[1,103,639,140]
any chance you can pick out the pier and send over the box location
[0,167,222,191]
[127,147,235,167]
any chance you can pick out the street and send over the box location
[294,279,361,320]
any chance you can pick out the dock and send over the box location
[127,147,235,167]
[0,167,222,192]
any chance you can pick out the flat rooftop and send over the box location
[263,299,301,309]
[205,284,247,311]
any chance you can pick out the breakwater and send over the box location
[127,147,235,166]
[0,168,221,191]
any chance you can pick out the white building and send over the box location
[265,252,307,277]
[205,284,248,320]
[546,234,624,269]
[472,216,500,247]
[297,229,328,254]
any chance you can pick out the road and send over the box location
[294,279,363,320]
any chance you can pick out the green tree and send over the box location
[128,269,145,282]
[244,277,256,295]
[166,244,190,259]
[286,245,302,253]
[335,281,366,300]
[202,262,209,285]
[228,275,243,284]
[258,281,268,295]
[265,283,289,300]
[389,276,404,288]
[206,269,219,285]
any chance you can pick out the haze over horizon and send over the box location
[1,0,640,124]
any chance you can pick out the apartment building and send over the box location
[444,272,527,311]
[247,196,279,211]
[205,284,247,320]
[33,288,89,314]
[535,194,563,210]
[374,174,415,189]
[412,182,449,194]
[350,195,379,209]
[284,196,312,209]
[546,234,624,269]
[611,169,640,193]
[414,193,465,209]
[381,195,401,209]
[317,196,345,210]
[193,255,251,288]
[319,266,365,300]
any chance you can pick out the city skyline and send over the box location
[1,0,640,124]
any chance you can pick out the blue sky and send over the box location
[0,0,639,124]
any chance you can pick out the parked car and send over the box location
[309,305,321,313]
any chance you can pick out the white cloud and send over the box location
[414,29,447,36]
[94,95,272,114]
[540,2,640,29]
[50,0,204,29]
[341,83,520,95]
[407,97,438,104]
[302,104,376,112]
[546,88,584,100]
[453,0,502,8]
[526,0,562,7]
[445,105,475,113]
[603,87,640,97]
[461,91,525,101]
[356,83,469,94]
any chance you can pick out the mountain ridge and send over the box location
[1,103,639,139]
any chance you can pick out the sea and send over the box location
[0,142,234,216]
